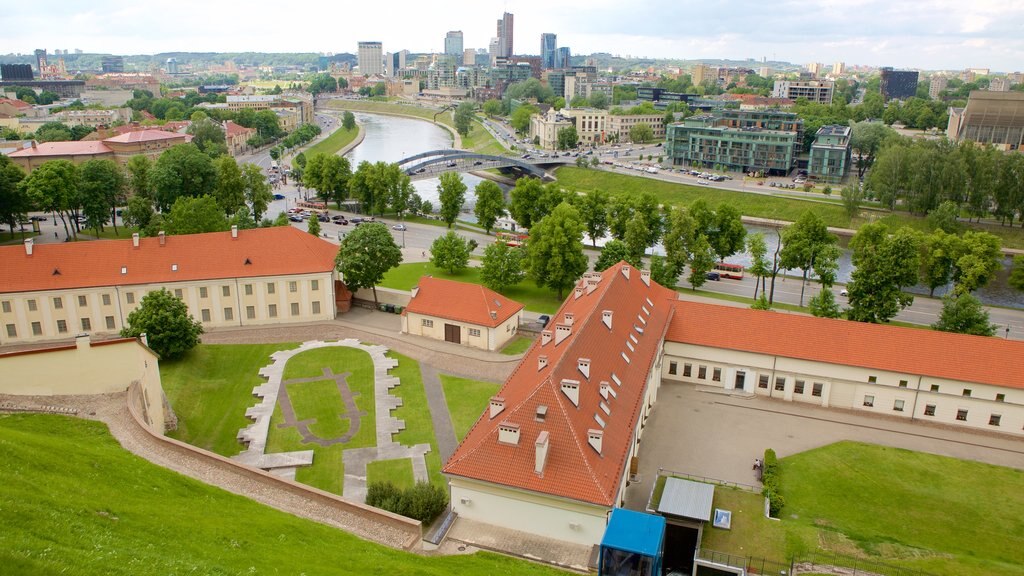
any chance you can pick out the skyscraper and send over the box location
[879,67,919,102]
[541,33,557,69]
[496,12,514,58]
[358,41,384,76]
[445,31,464,57]
[557,47,571,69]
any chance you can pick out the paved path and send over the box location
[419,363,459,463]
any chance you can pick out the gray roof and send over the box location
[657,477,715,521]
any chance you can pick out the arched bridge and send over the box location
[397,149,576,181]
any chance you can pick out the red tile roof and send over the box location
[102,129,188,144]
[666,301,1024,390]
[404,277,523,328]
[0,227,338,294]
[8,141,112,157]
[0,97,32,110]
[443,263,678,506]
[224,120,254,137]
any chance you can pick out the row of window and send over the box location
[420,318,482,338]
[866,395,1006,427]
[760,374,825,397]
[6,316,117,337]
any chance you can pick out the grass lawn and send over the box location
[499,336,535,355]
[461,118,508,156]
[387,351,445,488]
[367,458,416,490]
[161,343,298,456]
[699,486,793,561]
[324,100,456,131]
[439,374,500,441]
[380,261,564,314]
[0,414,570,576]
[303,125,359,157]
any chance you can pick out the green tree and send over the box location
[779,211,838,306]
[926,200,962,233]
[241,163,272,222]
[482,99,503,117]
[577,190,610,248]
[335,222,403,305]
[649,255,677,287]
[473,180,505,234]
[849,121,895,178]
[629,123,655,144]
[527,202,588,299]
[437,172,467,228]
[662,206,695,286]
[33,121,73,143]
[213,155,246,215]
[342,111,356,131]
[454,102,475,137]
[709,203,746,260]
[481,241,526,293]
[152,144,217,212]
[126,155,155,199]
[607,194,634,240]
[187,115,228,158]
[594,239,637,271]
[1009,255,1024,292]
[229,205,257,230]
[162,195,229,235]
[430,231,471,274]
[846,223,922,323]
[840,182,863,220]
[307,214,321,236]
[307,73,338,96]
[123,195,154,232]
[687,235,716,291]
[808,244,842,318]
[932,293,996,336]
[746,233,770,299]
[0,156,28,233]
[508,177,543,229]
[589,91,609,109]
[21,159,79,239]
[623,217,649,265]
[952,231,1002,295]
[78,159,126,234]
[120,288,203,360]
[557,125,578,150]
[510,105,538,134]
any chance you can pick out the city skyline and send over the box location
[3,0,1024,71]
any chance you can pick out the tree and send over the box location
[808,288,842,318]
[850,121,895,178]
[482,99,503,117]
[594,239,637,271]
[629,123,655,144]
[229,205,257,230]
[808,244,842,318]
[473,180,505,234]
[623,217,649,265]
[607,194,634,240]
[927,200,962,233]
[481,241,526,293]
[0,156,28,233]
[709,204,746,260]
[22,159,79,239]
[589,91,608,110]
[510,105,538,134]
[746,233,770,299]
[846,223,922,323]
[335,223,403,306]
[527,202,588,299]
[557,125,578,150]
[187,115,228,158]
[840,182,863,220]
[687,235,716,291]
[307,214,321,236]
[778,211,837,307]
[33,121,73,143]
[120,288,203,360]
[508,177,543,229]
[213,155,246,215]
[241,163,272,222]
[152,144,217,212]
[454,102,475,137]
[662,206,695,286]
[342,111,356,131]
[162,195,229,235]
[952,231,1002,295]
[576,190,610,248]
[430,231,471,274]
[649,255,677,287]
[307,73,338,96]
[123,195,155,232]
[78,159,126,234]
[932,293,996,336]
[437,172,467,228]
[126,155,155,199]
[1009,255,1024,292]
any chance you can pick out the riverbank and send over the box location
[323,100,461,148]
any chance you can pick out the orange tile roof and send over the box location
[404,277,523,328]
[0,227,338,294]
[0,97,32,110]
[224,120,254,137]
[8,141,112,157]
[102,129,188,144]
[666,301,1024,390]
[443,263,678,506]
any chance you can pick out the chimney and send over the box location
[490,310,497,320]
[158,231,166,246]
[534,431,550,475]
[640,268,651,286]
[577,358,591,379]
[554,324,572,345]
[31,140,37,149]
[231,225,238,239]
[574,286,584,300]
[497,422,520,445]
[587,429,604,454]
[139,332,148,347]
[131,232,140,248]
[75,333,90,350]
[411,286,419,298]
[560,379,580,406]
[538,355,548,371]
[23,238,33,256]
[600,381,615,399]
[586,277,600,294]
[602,310,612,329]
[541,330,553,346]
[620,265,630,279]
[489,396,505,418]
[563,312,574,326]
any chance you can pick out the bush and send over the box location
[365,481,448,524]
[761,448,784,516]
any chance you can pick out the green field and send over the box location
[439,374,500,441]
[380,261,564,313]
[367,458,416,490]
[461,117,508,156]
[0,414,569,576]
[388,351,445,487]
[499,336,534,355]
[324,100,456,132]
[303,124,359,157]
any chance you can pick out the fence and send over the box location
[655,467,761,493]
[695,549,790,575]
[696,549,940,576]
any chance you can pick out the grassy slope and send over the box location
[0,414,569,576]
[439,374,500,441]
[324,100,455,130]
[303,125,359,157]
[388,351,445,488]
[499,336,535,355]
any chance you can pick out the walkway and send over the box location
[419,363,459,463]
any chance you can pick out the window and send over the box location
[996,393,1005,403]
[56,319,67,333]
[312,301,321,314]
[421,319,433,328]
[956,409,968,421]
[102,294,111,306]
[224,308,233,321]
[222,285,230,297]
[126,293,134,304]
[468,328,481,337]
[924,404,936,416]
[268,304,277,318]
[289,281,297,293]
[174,289,183,299]
[683,363,692,377]
[668,361,677,375]
[81,318,91,331]
[28,299,37,311]
[898,380,908,388]
[712,368,721,382]
[201,309,211,322]
[244,284,253,296]
[930,384,939,393]
[962,389,971,397]
[31,321,42,336]
[246,306,256,319]
[698,365,707,379]
[199,287,208,299]
[5,324,15,338]
[989,414,1001,427]
[311,279,319,291]
[53,297,63,309]
[812,382,823,397]
[290,302,300,316]
[759,374,769,389]
[893,399,905,412]
[863,395,875,407]
[78,295,87,307]
[1,301,10,313]
[775,377,786,391]
[267,283,275,294]
[105,316,115,330]
[794,380,805,395]
[867,376,877,384]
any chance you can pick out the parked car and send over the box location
[537,314,551,328]
[349,217,364,224]
[289,215,303,222]
[331,214,347,223]
[273,194,285,200]
[318,214,330,222]
[392,223,407,231]
[706,272,721,281]
[840,288,849,297]
[29,215,48,222]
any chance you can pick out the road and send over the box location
[235,112,341,172]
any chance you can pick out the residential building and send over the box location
[401,278,524,351]
[0,227,339,346]
[929,75,949,100]
[947,90,1024,151]
[463,49,476,67]
[692,64,712,86]
[606,113,666,143]
[496,12,514,58]
[357,41,384,76]
[807,124,852,184]
[989,77,1011,92]
[879,67,919,101]
[86,73,161,94]
[1008,72,1024,85]
[832,62,845,76]
[101,55,124,73]
[445,31,464,57]
[563,107,608,145]
[665,110,803,175]
[224,120,255,155]
[806,62,823,77]
[166,58,179,74]
[226,94,313,126]
[529,107,572,149]
[0,97,33,117]
[541,33,558,69]
[53,107,132,128]
[7,129,191,173]
[771,80,834,104]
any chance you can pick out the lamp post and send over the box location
[1006,325,1011,340]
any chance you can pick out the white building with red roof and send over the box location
[401,277,524,351]
[7,129,190,172]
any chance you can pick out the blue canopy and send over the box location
[600,508,666,557]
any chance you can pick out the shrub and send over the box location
[761,448,784,516]
[365,481,448,524]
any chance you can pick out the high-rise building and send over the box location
[541,33,557,69]
[879,67,919,102]
[445,31,464,57]
[772,80,834,104]
[832,62,845,76]
[556,47,572,69]
[807,62,823,77]
[101,55,124,74]
[496,12,514,58]
[34,49,47,73]
[989,77,1011,92]
[692,64,712,86]
[488,38,500,66]
[929,75,949,100]
[463,49,476,67]
[165,58,179,75]
[358,41,384,76]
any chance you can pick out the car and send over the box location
[273,194,285,200]
[349,217,364,224]
[706,272,721,281]
[840,288,849,297]
[392,223,407,231]
[29,215,48,222]
[288,215,303,222]
[537,314,551,328]
[318,214,330,222]
[473,161,483,166]
[331,215,347,223]
[446,161,457,167]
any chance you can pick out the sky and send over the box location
[4,0,1024,71]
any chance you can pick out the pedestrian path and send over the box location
[418,363,459,462]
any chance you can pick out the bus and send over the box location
[713,262,744,280]
[496,231,528,248]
